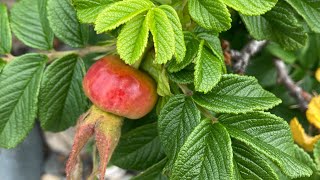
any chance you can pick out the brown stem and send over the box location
[232,40,267,74]
[273,59,312,111]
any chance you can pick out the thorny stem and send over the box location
[177,84,218,122]
[274,59,312,111]
[231,40,268,74]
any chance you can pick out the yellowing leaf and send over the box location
[316,68,320,82]
[290,117,320,152]
[306,96,320,129]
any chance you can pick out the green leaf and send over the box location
[0,3,11,54]
[172,120,233,180]
[48,0,88,48]
[221,0,278,15]
[147,7,175,64]
[168,66,194,84]
[0,59,6,73]
[241,1,307,50]
[95,0,154,33]
[194,40,222,93]
[293,145,318,173]
[141,52,171,96]
[10,0,53,50]
[219,112,294,154]
[220,112,313,179]
[39,54,87,132]
[197,32,226,73]
[72,0,113,23]
[158,95,200,169]
[160,5,186,62]
[167,39,199,73]
[188,0,231,32]
[193,74,281,113]
[232,139,278,180]
[132,158,168,180]
[117,15,149,65]
[314,140,320,169]
[285,0,320,33]
[0,54,47,148]
[111,123,166,170]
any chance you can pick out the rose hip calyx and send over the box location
[66,56,158,180]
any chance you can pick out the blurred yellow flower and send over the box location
[316,68,320,82]
[290,117,320,152]
[306,96,320,129]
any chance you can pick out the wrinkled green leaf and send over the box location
[220,112,312,179]
[11,0,53,50]
[111,123,166,170]
[39,54,87,132]
[188,0,231,32]
[160,5,186,62]
[172,120,233,180]
[0,54,47,148]
[117,15,149,65]
[0,3,11,54]
[286,0,320,33]
[232,139,278,180]
[168,66,194,84]
[72,0,113,23]
[241,1,307,50]
[147,7,175,64]
[48,0,88,47]
[194,40,222,93]
[158,95,200,169]
[221,0,277,15]
[132,158,168,180]
[193,74,281,113]
[95,0,154,33]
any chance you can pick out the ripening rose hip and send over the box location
[66,56,158,180]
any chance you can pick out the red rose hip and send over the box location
[83,55,157,119]
[66,56,158,180]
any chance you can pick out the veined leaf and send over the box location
[160,5,186,62]
[232,139,278,180]
[286,0,320,33]
[193,74,281,113]
[48,0,88,47]
[188,0,231,32]
[0,3,11,54]
[219,112,294,154]
[147,7,175,64]
[72,0,113,23]
[132,158,168,180]
[194,40,222,93]
[197,32,226,73]
[314,140,320,169]
[39,54,87,132]
[0,54,47,148]
[220,112,312,178]
[226,127,312,179]
[158,95,200,169]
[111,123,166,170]
[221,0,277,15]
[117,15,149,65]
[95,0,154,33]
[168,66,194,84]
[172,120,233,180]
[10,0,53,50]
[167,40,199,73]
[241,1,307,50]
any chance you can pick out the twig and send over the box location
[274,59,312,111]
[2,46,116,63]
[231,40,267,74]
